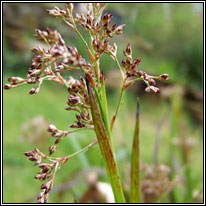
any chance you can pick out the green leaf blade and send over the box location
[130,98,141,203]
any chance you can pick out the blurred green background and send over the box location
[3,3,203,203]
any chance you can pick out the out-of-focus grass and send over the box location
[3,75,203,203]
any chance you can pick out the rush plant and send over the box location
[4,3,169,203]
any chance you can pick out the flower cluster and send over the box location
[4,77,27,90]
[74,4,125,61]
[24,148,44,166]
[47,3,75,29]
[66,76,93,129]
[75,9,102,34]
[122,44,142,78]
[101,13,126,38]
[47,124,70,155]
[121,43,169,92]
[24,148,68,203]
[4,27,90,95]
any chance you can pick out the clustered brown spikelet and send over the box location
[4,3,169,203]
[121,43,169,90]
[24,148,68,203]
[75,3,125,38]
[4,26,90,94]
[66,76,93,129]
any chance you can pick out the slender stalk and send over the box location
[130,98,141,203]
[75,28,88,49]
[86,78,126,203]
[69,127,94,134]
[101,74,114,150]
[64,11,88,50]
[68,139,98,159]
[114,56,125,79]
[110,77,142,132]
[111,87,125,132]
[63,16,95,65]
[110,56,126,132]
[48,140,97,162]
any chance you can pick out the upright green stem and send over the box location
[130,98,141,203]
[101,75,114,150]
[86,79,126,203]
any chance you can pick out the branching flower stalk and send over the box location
[4,3,169,203]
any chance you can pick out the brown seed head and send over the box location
[159,74,169,81]
[3,84,11,90]
[29,86,40,95]
[49,145,57,155]
[48,124,58,133]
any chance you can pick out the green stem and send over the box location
[93,85,114,150]
[49,140,97,161]
[93,86,104,115]
[129,77,142,85]
[63,17,90,60]
[63,11,88,49]
[111,87,125,132]
[68,139,98,159]
[69,127,94,134]
[75,28,88,48]
[114,56,125,80]
[130,98,141,203]
[86,79,126,203]
[110,77,143,131]
[101,75,114,150]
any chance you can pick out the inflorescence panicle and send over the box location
[4,3,169,203]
